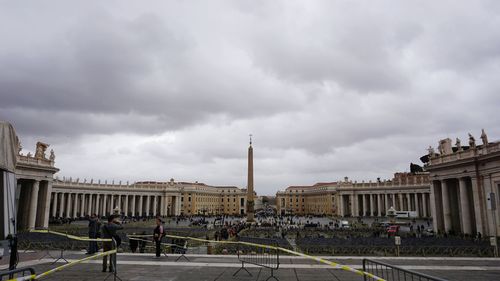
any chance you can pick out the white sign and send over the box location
[490,237,497,246]
[395,236,401,245]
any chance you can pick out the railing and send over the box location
[362,259,447,281]
[0,267,36,281]
[234,241,279,281]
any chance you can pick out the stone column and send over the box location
[430,182,439,232]
[42,181,52,228]
[459,178,472,234]
[406,193,411,211]
[350,195,355,216]
[51,191,58,217]
[124,195,129,217]
[362,194,368,217]
[339,195,344,217]
[72,194,78,218]
[153,196,158,216]
[117,195,122,214]
[87,194,93,215]
[160,196,166,216]
[470,178,484,235]
[414,194,420,217]
[441,180,452,232]
[398,194,403,211]
[138,195,143,217]
[369,194,374,216]
[59,193,65,218]
[80,194,85,217]
[28,181,40,229]
[131,195,136,217]
[102,194,107,216]
[377,194,382,216]
[95,194,100,216]
[145,195,151,217]
[175,196,181,216]
[65,193,72,218]
[422,193,428,217]
[109,195,114,214]
[385,194,389,210]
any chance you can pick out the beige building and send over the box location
[276,173,431,218]
[425,131,500,236]
[11,138,247,230]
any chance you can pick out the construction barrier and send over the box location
[129,233,385,281]
[234,241,279,281]
[24,230,386,281]
[25,230,119,281]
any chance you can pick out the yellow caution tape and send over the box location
[29,230,385,281]
[34,249,117,280]
[127,236,177,247]
[30,229,112,242]
[6,274,36,281]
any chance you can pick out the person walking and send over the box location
[101,215,123,273]
[153,217,164,258]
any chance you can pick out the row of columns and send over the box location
[339,192,430,218]
[17,180,53,230]
[431,177,477,235]
[50,192,181,218]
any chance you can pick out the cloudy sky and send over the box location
[1,1,500,195]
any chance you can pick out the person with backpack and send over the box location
[153,217,164,258]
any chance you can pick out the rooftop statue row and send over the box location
[55,176,130,186]
[423,129,499,165]
[17,140,55,162]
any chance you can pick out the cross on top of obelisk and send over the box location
[249,134,252,145]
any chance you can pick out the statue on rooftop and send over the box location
[35,141,49,159]
[26,152,32,157]
[481,129,488,145]
[469,133,476,149]
[456,138,462,152]
[49,149,55,161]
[427,146,436,158]
[17,140,22,155]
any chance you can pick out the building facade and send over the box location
[276,173,431,218]
[13,140,247,230]
[425,132,500,237]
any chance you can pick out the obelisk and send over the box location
[246,134,255,222]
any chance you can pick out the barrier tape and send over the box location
[35,249,117,280]
[6,275,36,281]
[128,234,385,280]
[127,237,177,247]
[30,230,112,242]
[27,230,385,281]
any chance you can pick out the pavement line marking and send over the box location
[38,259,500,271]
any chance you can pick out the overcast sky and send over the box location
[1,1,500,195]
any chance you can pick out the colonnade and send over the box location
[431,177,477,235]
[50,191,182,218]
[339,192,430,218]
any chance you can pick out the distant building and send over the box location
[424,131,500,236]
[276,173,430,217]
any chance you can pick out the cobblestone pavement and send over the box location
[2,251,500,281]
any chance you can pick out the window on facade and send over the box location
[188,197,191,202]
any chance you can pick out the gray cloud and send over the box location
[1,1,500,195]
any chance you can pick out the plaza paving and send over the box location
[4,251,500,281]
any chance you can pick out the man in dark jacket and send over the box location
[101,215,123,272]
[87,214,101,254]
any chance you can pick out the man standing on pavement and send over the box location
[87,214,100,254]
[102,214,123,272]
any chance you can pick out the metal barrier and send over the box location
[0,267,35,281]
[362,259,448,281]
[233,241,279,281]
